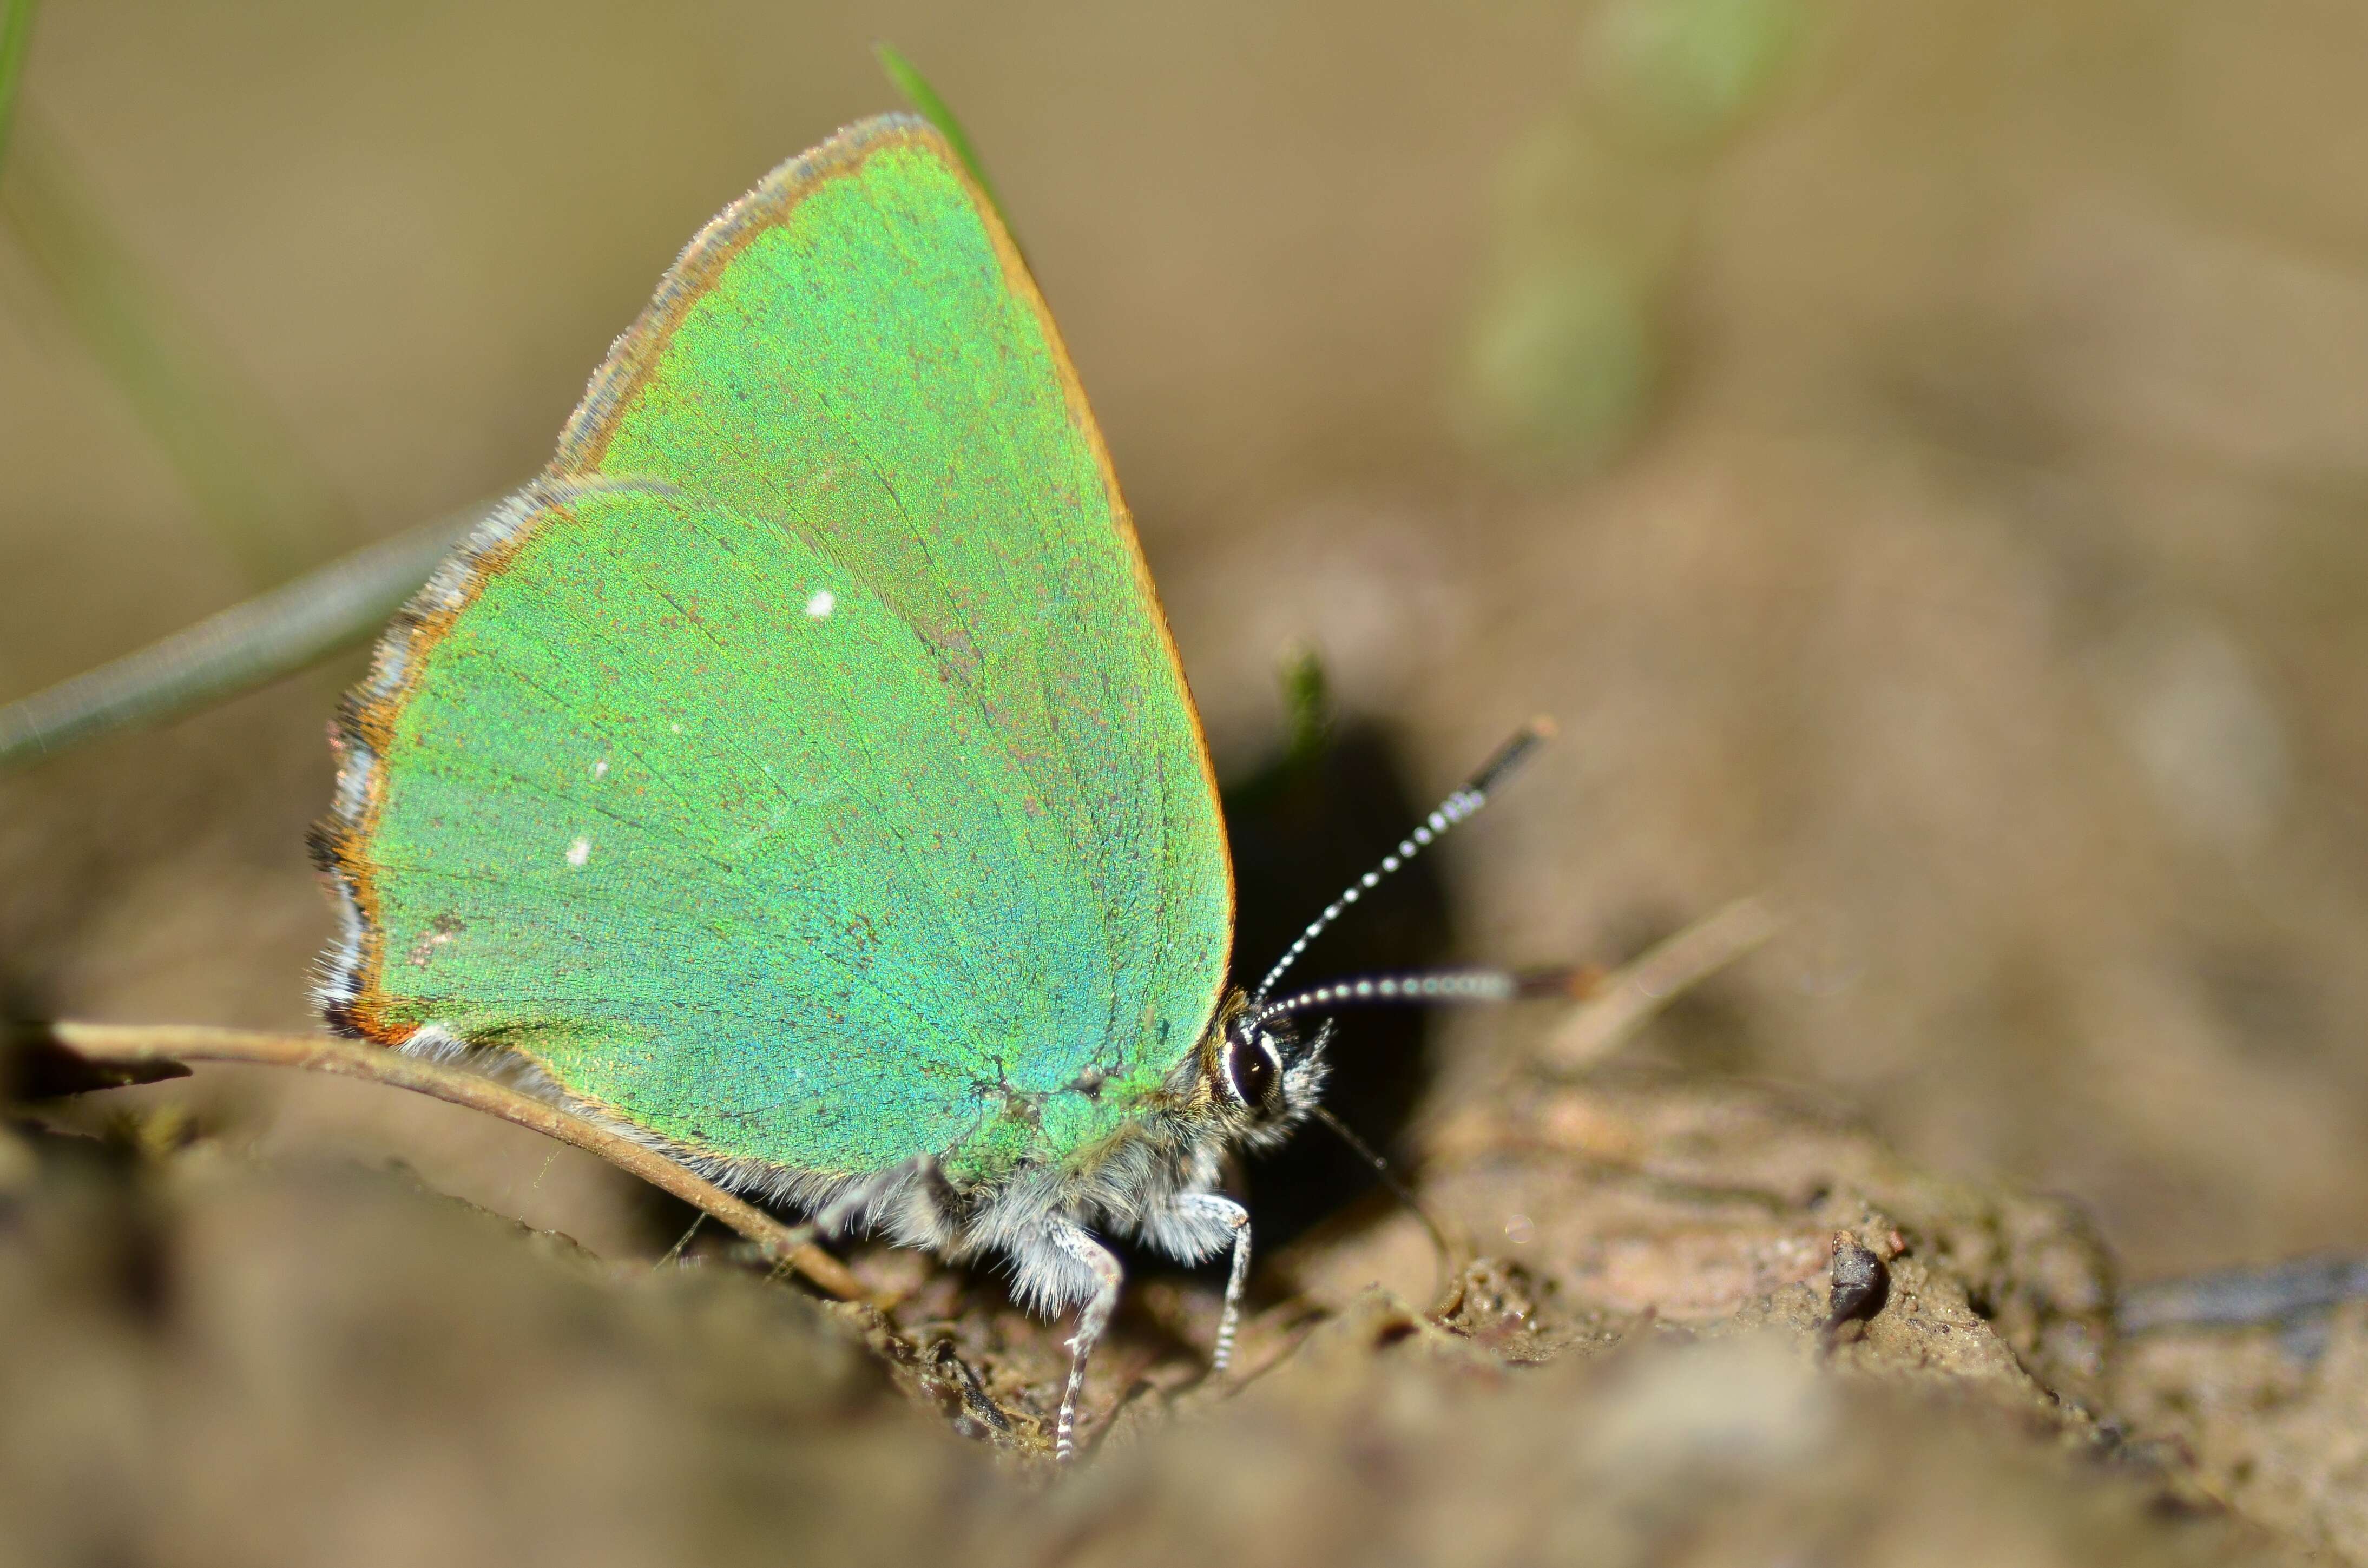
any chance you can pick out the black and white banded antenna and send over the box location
[1247,716,1557,1012]
[1252,964,1590,1030]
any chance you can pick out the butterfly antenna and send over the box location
[1252,964,1596,1029]
[1249,717,1555,1009]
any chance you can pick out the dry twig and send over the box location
[1541,894,1785,1072]
[7,1020,873,1304]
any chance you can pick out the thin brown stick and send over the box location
[14,1020,874,1304]
[1539,894,1785,1072]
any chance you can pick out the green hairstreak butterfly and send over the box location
[314,113,1554,1459]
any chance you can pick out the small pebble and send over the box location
[1823,1231,1891,1347]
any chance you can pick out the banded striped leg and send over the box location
[1045,1220,1123,1462]
[1172,1191,1252,1373]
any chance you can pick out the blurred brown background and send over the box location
[4,0,2367,1291]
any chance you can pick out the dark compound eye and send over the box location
[1225,1031,1280,1110]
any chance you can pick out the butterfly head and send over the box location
[1202,996,1331,1151]
[1183,721,1558,1161]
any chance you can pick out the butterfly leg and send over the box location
[1166,1191,1252,1373]
[1044,1219,1122,1462]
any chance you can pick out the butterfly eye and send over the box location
[1224,1031,1281,1110]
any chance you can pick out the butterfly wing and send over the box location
[316,116,1233,1187]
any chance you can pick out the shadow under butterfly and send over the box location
[1219,716,1467,1256]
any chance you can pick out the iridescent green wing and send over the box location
[317,115,1233,1186]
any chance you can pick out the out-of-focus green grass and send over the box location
[2,119,350,588]
[0,0,37,172]
[0,34,1002,775]
[1453,0,1808,468]
[0,0,361,765]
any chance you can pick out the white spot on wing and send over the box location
[566,837,591,866]
[591,757,609,779]
[805,589,836,618]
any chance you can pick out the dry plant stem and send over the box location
[1542,894,1785,1071]
[2119,1255,2368,1334]
[22,1020,873,1304]
[0,509,478,771]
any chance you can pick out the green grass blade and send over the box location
[0,506,481,772]
[1278,643,1335,770]
[0,0,38,174]
[874,41,1011,235]
[2,116,347,585]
